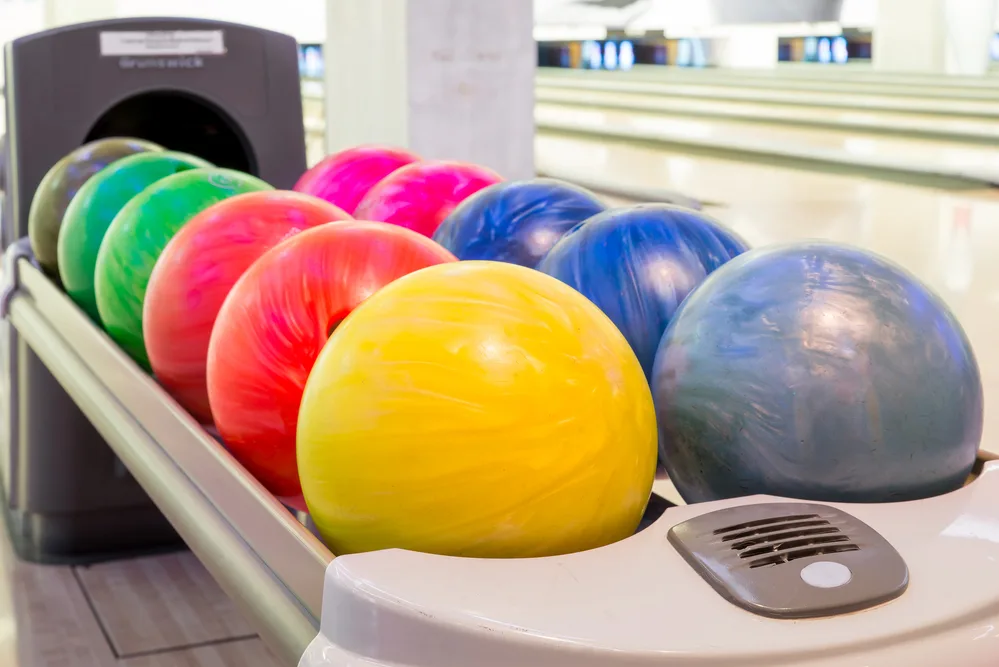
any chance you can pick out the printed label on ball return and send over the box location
[99,30,226,57]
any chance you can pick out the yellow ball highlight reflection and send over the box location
[297,261,658,558]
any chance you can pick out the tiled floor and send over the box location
[0,525,283,667]
[76,554,256,658]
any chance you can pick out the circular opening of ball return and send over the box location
[85,90,257,176]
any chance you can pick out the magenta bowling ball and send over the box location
[355,160,503,238]
[293,145,420,215]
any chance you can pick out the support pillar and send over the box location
[43,0,118,28]
[324,0,535,179]
[712,31,780,69]
[0,1,45,49]
[874,0,997,76]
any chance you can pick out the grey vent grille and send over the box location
[668,502,908,619]
[713,513,860,568]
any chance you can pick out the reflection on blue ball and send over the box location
[653,242,983,504]
[432,178,605,268]
[538,204,749,379]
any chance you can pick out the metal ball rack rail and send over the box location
[2,238,329,664]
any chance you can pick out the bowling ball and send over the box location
[653,242,983,504]
[538,204,748,379]
[95,168,272,368]
[145,191,351,424]
[28,137,163,276]
[297,261,657,558]
[433,178,606,268]
[59,151,213,322]
[354,160,502,237]
[207,222,455,508]
[293,145,419,214]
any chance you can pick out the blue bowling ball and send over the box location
[653,242,982,504]
[538,204,749,378]
[432,178,605,268]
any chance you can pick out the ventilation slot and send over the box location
[712,514,821,535]
[713,513,861,569]
[720,519,831,544]
[748,544,860,569]
[730,526,840,550]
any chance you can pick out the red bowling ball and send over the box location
[206,221,456,508]
[144,191,350,424]
[293,145,420,215]
[354,160,502,237]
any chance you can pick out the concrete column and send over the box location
[942,0,998,77]
[43,0,118,28]
[712,31,780,69]
[325,0,535,179]
[874,0,996,76]
[0,1,45,48]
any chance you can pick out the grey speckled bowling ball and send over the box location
[653,242,982,504]
[28,137,163,277]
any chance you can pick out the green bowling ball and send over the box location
[95,168,272,368]
[58,151,213,322]
[28,137,163,276]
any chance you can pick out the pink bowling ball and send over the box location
[293,145,419,215]
[354,160,503,238]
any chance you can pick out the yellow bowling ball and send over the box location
[297,260,658,558]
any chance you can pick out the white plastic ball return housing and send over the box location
[300,455,999,666]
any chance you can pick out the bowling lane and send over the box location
[693,63,999,86]
[537,76,999,119]
[540,67,999,102]
[536,104,999,186]
[536,133,999,456]
[536,87,999,145]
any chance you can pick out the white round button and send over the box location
[800,561,852,589]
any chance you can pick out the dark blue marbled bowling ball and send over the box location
[653,242,983,504]
[538,204,749,379]
[432,178,605,268]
